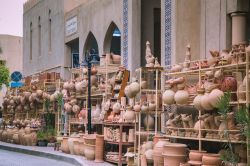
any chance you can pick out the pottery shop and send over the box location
[1,0,250,166]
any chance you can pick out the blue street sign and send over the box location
[11,71,22,82]
[9,82,24,88]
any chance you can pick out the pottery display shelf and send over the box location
[103,122,135,166]
[134,67,163,166]
[162,50,250,165]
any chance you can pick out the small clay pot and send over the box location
[202,154,221,165]
[189,150,207,161]
[84,144,96,160]
[163,143,187,155]
[162,154,186,166]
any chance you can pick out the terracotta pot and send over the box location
[163,86,175,105]
[130,81,140,95]
[141,80,147,89]
[153,135,166,145]
[73,141,80,155]
[83,134,96,145]
[174,84,189,104]
[189,150,207,161]
[2,130,7,142]
[143,114,154,130]
[78,141,85,156]
[200,91,213,111]
[153,139,170,166]
[141,103,149,112]
[221,75,237,92]
[84,143,96,160]
[30,129,37,146]
[171,64,183,72]
[112,101,121,114]
[148,101,156,111]
[133,103,141,112]
[193,88,205,111]
[163,143,187,155]
[13,133,19,144]
[61,137,70,153]
[208,89,224,108]
[95,135,104,163]
[202,154,221,165]
[91,66,98,75]
[68,136,80,154]
[124,107,135,122]
[163,154,186,166]
[145,149,153,161]
[125,85,134,98]
[91,75,98,85]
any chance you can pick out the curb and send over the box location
[0,144,83,166]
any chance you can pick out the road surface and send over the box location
[0,149,76,166]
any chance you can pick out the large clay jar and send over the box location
[153,139,170,166]
[162,154,186,166]
[30,129,37,146]
[68,135,80,154]
[125,85,134,98]
[13,132,19,144]
[78,141,85,156]
[200,90,213,111]
[189,150,207,161]
[221,75,237,92]
[84,144,96,160]
[130,81,140,96]
[174,84,189,105]
[133,102,141,112]
[163,143,187,155]
[95,135,104,163]
[193,88,205,111]
[208,88,224,108]
[61,137,70,154]
[2,130,7,142]
[143,114,154,130]
[202,153,221,165]
[83,134,96,145]
[73,141,80,155]
[124,106,135,122]
[153,135,166,145]
[18,128,25,145]
[163,85,175,105]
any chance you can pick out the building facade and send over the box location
[23,0,250,79]
[0,35,23,73]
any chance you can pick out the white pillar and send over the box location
[231,12,247,45]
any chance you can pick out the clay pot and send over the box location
[202,154,221,165]
[221,75,237,92]
[95,135,104,162]
[133,103,141,112]
[189,150,207,161]
[91,75,98,85]
[145,149,153,162]
[125,85,134,98]
[148,101,156,111]
[237,83,246,101]
[64,103,72,113]
[63,82,70,90]
[208,89,224,108]
[162,154,186,166]
[200,91,213,111]
[141,80,147,89]
[163,85,175,105]
[13,133,19,144]
[171,64,183,72]
[83,134,96,145]
[141,103,149,112]
[30,129,37,146]
[68,136,80,154]
[78,141,85,156]
[193,88,205,111]
[130,81,140,95]
[111,54,121,64]
[153,135,166,145]
[143,114,154,130]
[124,106,135,122]
[112,101,121,114]
[84,144,96,160]
[61,137,70,154]
[91,66,98,75]
[153,139,170,166]
[174,84,189,104]
[163,143,187,155]
[73,141,80,155]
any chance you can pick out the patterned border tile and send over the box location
[122,0,128,68]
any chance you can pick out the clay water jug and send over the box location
[193,88,205,111]
[209,88,224,108]
[174,84,189,104]
[163,84,175,105]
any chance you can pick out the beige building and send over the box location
[23,0,250,79]
[0,35,23,73]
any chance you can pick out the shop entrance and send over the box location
[104,22,121,55]
[141,0,161,65]
[66,38,79,68]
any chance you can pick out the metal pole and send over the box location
[87,61,92,134]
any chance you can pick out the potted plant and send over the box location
[37,130,48,147]
[47,126,56,143]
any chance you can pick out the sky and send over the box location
[0,0,27,37]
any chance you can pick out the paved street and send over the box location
[0,149,76,166]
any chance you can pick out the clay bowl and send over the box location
[163,143,187,155]
[189,150,207,161]
[202,153,221,165]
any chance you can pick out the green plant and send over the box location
[37,130,46,140]
[0,65,9,88]
[57,93,63,112]
[217,92,239,165]
[44,98,51,112]
[0,47,2,54]
[236,106,250,145]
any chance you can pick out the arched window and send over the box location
[83,32,99,61]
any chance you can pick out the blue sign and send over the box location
[11,71,22,82]
[9,82,24,88]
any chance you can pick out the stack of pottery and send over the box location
[61,137,70,154]
[162,143,187,166]
[153,139,170,166]
[84,134,96,160]
[188,150,206,165]
[95,135,104,163]
[68,134,80,155]
[202,153,222,166]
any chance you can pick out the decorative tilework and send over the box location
[122,0,128,68]
[165,0,172,68]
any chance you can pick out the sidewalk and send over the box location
[0,141,114,166]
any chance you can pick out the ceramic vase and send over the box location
[153,139,170,166]
[143,114,154,130]
[124,106,135,122]
[200,90,213,111]
[78,141,85,156]
[128,129,134,142]
[163,85,175,105]
[68,136,80,154]
[61,137,70,153]
[73,141,80,155]
[84,144,96,160]
[193,88,205,111]
[202,154,221,165]
[189,150,207,161]
[174,84,189,104]
[221,75,237,92]
[208,88,224,108]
